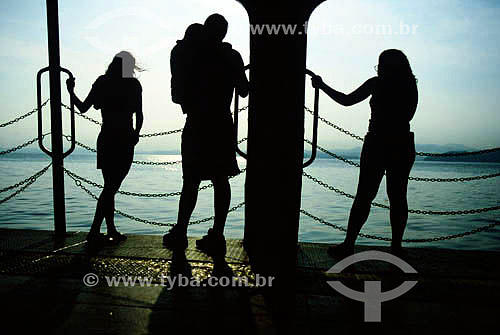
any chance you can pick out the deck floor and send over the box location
[1,228,499,334]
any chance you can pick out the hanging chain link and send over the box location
[0,138,39,156]
[305,139,361,167]
[140,129,182,138]
[67,136,181,166]
[300,208,500,242]
[0,99,49,128]
[1,164,53,193]
[67,136,248,166]
[64,168,244,227]
[305,106,365,141]
[66,102,248,138]
[305,105,500,157]
[306,139,499,182]
[302,171,500,215]
[63,167,246,198]
[0,163,51,205]
[409,173,500,182]
[0,133,50,156]
[65,103,184,137]
[75,111,102,126]
[132,158,182,166]
[416,148,500,157]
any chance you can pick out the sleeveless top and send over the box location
[90,75,142,134]
[368,76,418,135]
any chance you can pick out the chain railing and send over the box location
[66,136,181,166]
[300,208,500,243]
[64,102,248,138]
[305,106,500,157]
[64,168,244,227]
[2,101,499,242]
[0,163,52,205]
[305,139,500,182]
[63,166,246,198]
[302,171,500,215]
[66,135,248,167]
[306,138,361,167]
[0,164,51,193]
[0,133,51,156]
[305,106,365,141]
[0,99,49,128]
[407,173,500,182]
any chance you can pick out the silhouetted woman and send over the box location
[312,49,418,257]
[66,51,144,246]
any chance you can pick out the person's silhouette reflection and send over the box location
[164,14,249,261]
[66,51,144,247]
[312,49,418,258]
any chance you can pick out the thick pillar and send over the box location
[237,0,325,277]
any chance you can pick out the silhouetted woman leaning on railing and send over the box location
[312,49,418,258]
[66,51,144,247]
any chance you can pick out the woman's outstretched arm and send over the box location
[311,76,375,107]
[66,78,94,114]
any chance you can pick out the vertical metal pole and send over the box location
[46,0,66,237]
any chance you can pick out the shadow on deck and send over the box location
[1,229,499,334]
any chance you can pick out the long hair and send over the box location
[377,49,416,85]
[182,23,206,44]
[105,51,144,78]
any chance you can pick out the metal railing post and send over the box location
[233,64,250,159]
[46,0,66,237]
[303,69,320,168]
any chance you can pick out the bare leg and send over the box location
[386,142,415,250]
[102,168,128,235]
[212,177,230,235]
[89,190,107,236]
[176,178,201,233]
[89,168,127,236]
[343,138,385,248]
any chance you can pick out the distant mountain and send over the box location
[424,150,500,163]
[415,143,475,154]
[306,144,500,163]
[3,144,498,163]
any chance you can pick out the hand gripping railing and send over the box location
[303,69,320,168]
[233,64,250,159]
[37,66,75,158]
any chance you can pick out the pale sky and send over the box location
[1,0,499,152]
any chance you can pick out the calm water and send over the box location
[1,153,499,251]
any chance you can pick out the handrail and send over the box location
[60,67,75,158]
[37,66,75,158]
[233,64,250,159]
[37,66,51,157]
[303,69,319,168]
[233,65,320,166]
